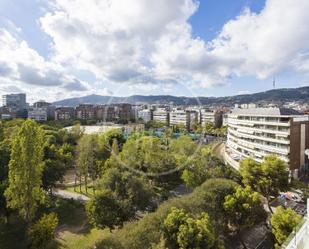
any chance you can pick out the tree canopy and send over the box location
[5,120,45,221]
[239,155,289,212]
[271,206,301,246]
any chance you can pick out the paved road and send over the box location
[54,189,90,201]
[212,142,225,160]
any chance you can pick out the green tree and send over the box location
[163,208,216,249]
[191,122,202,134]
[239,157,262,188]
[5,120,45,222]
[239,155,289,213]
[192,178,237,233]
[271,206,301,247]
[145,120,166,129]
[103,138,122,174]
[224,186,267,248]
[76,135,97,192]
[163,207,189,248]
[0,124,11,222]
[27,212,59,249]
[119,136,179,189]
[0,121,3,141]
[86,190,125,231]
[181,146,223,188]
[204,122,214,135]
[177,213,215,249]
[42,143,71,193]
[99,167,154,217]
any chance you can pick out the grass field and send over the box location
[57,228,107,249]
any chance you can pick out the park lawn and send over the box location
[57,228,108,249]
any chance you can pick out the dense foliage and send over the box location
[5,120,46,222]
[270,207,301,247]
[239,155,289,213]
[27,213,59,249]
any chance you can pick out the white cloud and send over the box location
[0,28,90,102]
[39,0,309,91]
[211,0,309,79]
[2,0,309,101]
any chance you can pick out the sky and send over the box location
[0,0,309,104]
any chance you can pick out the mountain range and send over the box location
[53,86,309,107]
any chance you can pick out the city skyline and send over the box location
[0,0,309,103]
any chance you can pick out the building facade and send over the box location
[76,104,95,120]
[169,108,198,130]
[2,93,27,110]
[137,109,152,123]
[200,109,223,128]
[28,107,48,121]
[2,93,28,118]
[226,107,309,177]
[55,107,75,120]
[153,107,169,125]
[114,104,133,121]
[95,105,116,121]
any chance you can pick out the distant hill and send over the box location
[53,86,309,107]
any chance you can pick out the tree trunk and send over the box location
[267,197,273,214]
[92,180,95,194]
[85,176,88,193]
[4,209,9,225]
[74,176,77,191]
[79,175,82,192]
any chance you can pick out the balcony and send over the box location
[228,122,290,136]
[227,138,290,160]
[228,118,290,127]
[228,129,290,147]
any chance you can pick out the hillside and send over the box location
[53,86,309,107]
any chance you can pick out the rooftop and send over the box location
[231,107,302,116]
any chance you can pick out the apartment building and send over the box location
[153,107,169,125]
[55,107,75,120]
[170,108,198,130]
[226,107,309,177]
[2,93,28,118]
[76,104,95,120]
[200,109,223,128]
[114,103,133,121]
[2,93,27,110]
[137,109,152,123]
[28,107,48,121]
[33,101,51,108]
[95,105,116,121]
[170,108,187,127]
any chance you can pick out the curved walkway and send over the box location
[54,189,90,201]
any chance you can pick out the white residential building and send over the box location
[200,109,223,128]
[28,107,48,121]
[170,108,187,126]
[170,108,198,130]
[226,107,309,177]
[153,107,169,125]
[137,109,152,123]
